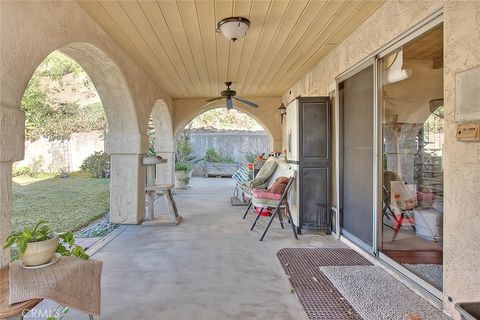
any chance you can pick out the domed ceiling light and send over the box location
[217,17,250,42]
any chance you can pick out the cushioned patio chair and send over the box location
[240,157,279,217]
[249,175,298,241]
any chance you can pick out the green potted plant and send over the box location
[204,147,238,177]
[174,162,192,189]
[3,220,89,267]
[3,221,58,266]
[175,129,201,189]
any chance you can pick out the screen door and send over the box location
[340,65,374,248]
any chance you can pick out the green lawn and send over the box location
[12,172,110,234]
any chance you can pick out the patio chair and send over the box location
[231,165,253,205]
[240,157,279,217]
[383,170,416,240]
[249,175,298,241]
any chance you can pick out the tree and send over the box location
[21,51,106,141]
[189,108,263,131]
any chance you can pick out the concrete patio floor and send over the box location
[35,177,345,319]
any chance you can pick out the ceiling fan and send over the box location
[205,81,259,110]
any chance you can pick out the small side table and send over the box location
[0,267,42,320]
[144,184,183,224]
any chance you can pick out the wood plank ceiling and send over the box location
[79,0,384,98]
[404,25,443,61]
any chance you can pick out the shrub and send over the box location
[80,151,110,178]
[175,162,192,172]
[29,156,44,177]
[204,147,236,163]
[12,157,44,177]
[13,166,31,177]
[204,147,223,163]
[222,155,236,164]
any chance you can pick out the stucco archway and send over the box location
[57,43,146,226]
[173,97,283,151]
[60,43,139,135]
[176,104,274,147]
[0,42,145,264]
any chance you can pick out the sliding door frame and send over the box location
[375,13,444,300]
[333,7,444,300]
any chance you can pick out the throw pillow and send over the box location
[269,176,289,194]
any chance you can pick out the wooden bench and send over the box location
[1,267,42,320]
[144,184,183,225]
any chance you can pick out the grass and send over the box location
[12,172,109,234]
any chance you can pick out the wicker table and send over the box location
[0,266,42,320]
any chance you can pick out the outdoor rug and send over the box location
[277,248,372,320]
[320,265,447,320]
[403,264,443,291]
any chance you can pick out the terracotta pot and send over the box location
[21,237,58,266]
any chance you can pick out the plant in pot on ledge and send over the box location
[3,220,89,267]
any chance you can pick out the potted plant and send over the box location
[175,162,192,189]
[3,220,89,267]
[174,128,201,188]
[204,147,239,177]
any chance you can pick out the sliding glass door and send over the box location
[379,24,444,295]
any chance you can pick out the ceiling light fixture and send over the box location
[217,17,250,42]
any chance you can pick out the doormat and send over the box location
[277,248,372,320]
[320,265,446,320]
[403,264,443,291]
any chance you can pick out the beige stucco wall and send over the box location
[442,1,480,317]
[0,0,175,265]
[283,1,480,318]
[173,97,283,151]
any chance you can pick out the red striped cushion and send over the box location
[251,189,282,200]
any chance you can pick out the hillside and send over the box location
[21,51,106,141]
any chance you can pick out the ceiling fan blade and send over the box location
[205,96,224,103]
[200,100,221,109]
[226,98,233,110]
[232,96,259,108]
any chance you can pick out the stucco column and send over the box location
[107,132,148,224]
[155,152,175,185]
[155,138,175,185]
[0,106,25,267]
